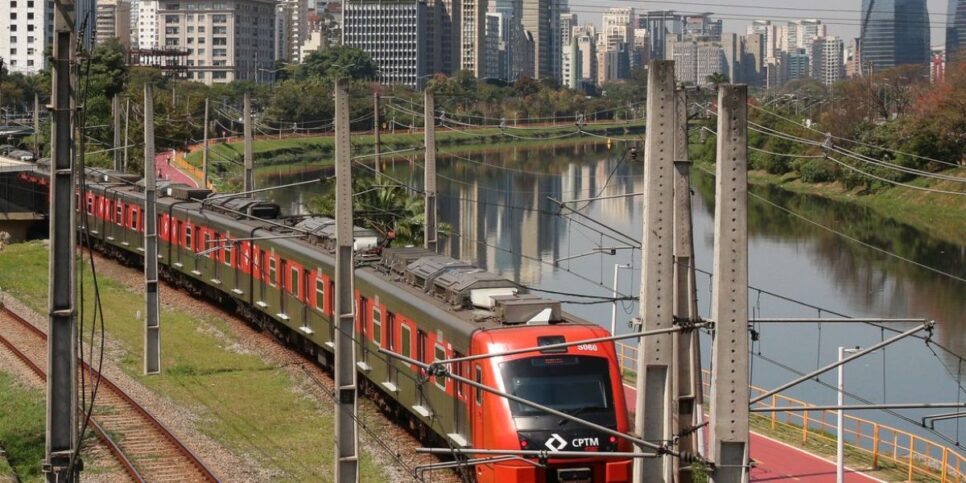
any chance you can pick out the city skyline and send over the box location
[573,0,950,50]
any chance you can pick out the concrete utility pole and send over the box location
[423,90,437,251]
[143,84,161,375]
[123,97,130,171]
[112,95,122,171]
[633,59,676,483]
[373,92,381,175]
[332,78,359,483]
[243,92,254,192]
[33,93,40,159]
[46,0,79,480]
[708,84,750,483]
[672,87,703,481]
[202,98,209,189]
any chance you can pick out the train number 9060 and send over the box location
[576,344,599,351]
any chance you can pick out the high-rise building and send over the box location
[77,0,96,49]
[860,0,931,71]
[274,3,291,63]
[560,12,577,48]
[684,13,721,40]
[562,35,579,88]
[460,0,487,75]
[274,0,308,63]
[574,25,597,87]
[96,0,133,50]
[344,0,429,87]
[743,33,766,86]
[638,10,684,60]
[484,13,503,79]
[522,0,560,80]
[947,0,966,61]
[136,0,160,50]
[786,48,810,81]
[810,36,844,85]
[0,0,52,74]
[845,37,863,77]
[157,0,276,84]
[668,38,724,86]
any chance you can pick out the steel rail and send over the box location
[417,448,659,458]
[0,304,220,482]
[0,306,144,482]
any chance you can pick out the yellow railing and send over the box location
[615,341,966,482]
[172,151,214,190]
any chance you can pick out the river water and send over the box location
[262,142,966,449]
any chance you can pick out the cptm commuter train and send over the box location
[22,166,633,483]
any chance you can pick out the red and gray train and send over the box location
[23,166,633,483]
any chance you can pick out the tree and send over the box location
[705,72,729,90]
[308,177,431,246]
[295,46,378,82]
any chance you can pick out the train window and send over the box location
[499,356,614,418]
[223,241,232,266]
[268,257,277,286]
[115,204,123,225]
[386,312,395,350]
[475,366,483,405]
[315,277,324,312]
[290,266,299,297]
[131,211,139,231]
[203,233,211,257]
[454,356,464,397]
[401,325,412,360]
[86,196,93,215]
[372,306,382,347]
[185,225,193,250]
[434,344,446,390]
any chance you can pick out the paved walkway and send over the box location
[155,150,198,188]
[621,385,881,482]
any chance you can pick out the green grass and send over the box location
[186,121,646,190]
[0,372,45,482]
[0,242,388,482]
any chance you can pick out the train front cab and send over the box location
[470,325,632,483]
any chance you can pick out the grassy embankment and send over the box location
[185,121,645,188]
[691,158,966,246]
[0,242,388,482]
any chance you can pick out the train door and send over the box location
[386,312,397,388]
[358,297,369,366]
[301,269,310,331]
[328,280,335,345]
[212,234,221,281]
[473,364,484,445]
[417,330,427,408]
[258,249,268,304]
[279,260,288,316]
[453,355,468,441]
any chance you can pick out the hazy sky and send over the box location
[575,0,952,49]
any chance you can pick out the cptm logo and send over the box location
[545,433,568,452]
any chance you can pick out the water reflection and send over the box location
[263,142,965,446]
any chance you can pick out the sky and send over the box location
[575,0,952,50]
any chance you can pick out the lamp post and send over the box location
[837,346,861,483]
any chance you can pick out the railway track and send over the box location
[0,304,219,483]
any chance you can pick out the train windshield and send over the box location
[500,356,614,417]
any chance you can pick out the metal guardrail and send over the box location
[615,341,965,482]
[172,151,213,189]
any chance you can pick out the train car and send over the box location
[64,171,633,483]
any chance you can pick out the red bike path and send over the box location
[622,384,882,482]
[155,150,198,188]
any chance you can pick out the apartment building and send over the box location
[343,0,429,88]
[157,0,276,84]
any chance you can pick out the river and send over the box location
[261,141,966,450]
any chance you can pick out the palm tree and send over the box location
[308,177,444,246]
[705,72,729,92]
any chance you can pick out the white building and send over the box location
[669,38,725,86]
[343,0,429,88]
[278,0,308,63]
[274,3,291,64]
[810,36,844,86]
[157,0,276,84]
[0,0,52,74]
[136,0,160,50]
[460,0,487,75]
[96,0,133,50]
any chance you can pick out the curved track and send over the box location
[0,304,219,483]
